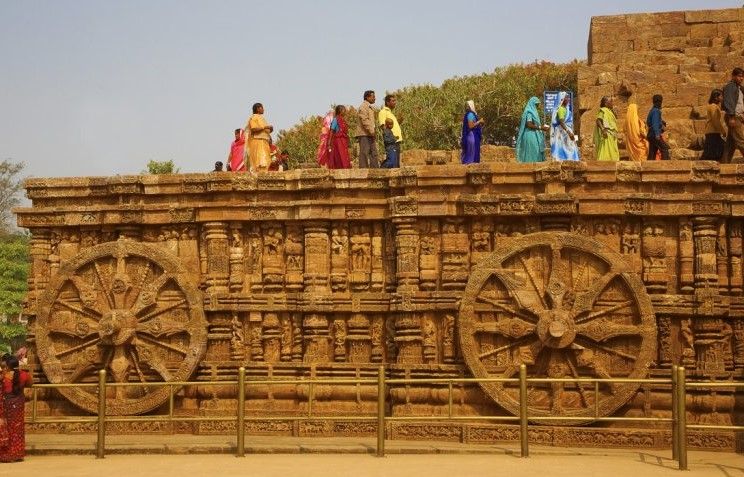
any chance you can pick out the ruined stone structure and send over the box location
[16,161,744,449]
[578,7,744,160]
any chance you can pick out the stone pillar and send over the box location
[393,217,419,291]
[418,220,440,291]
[303,222,331,363]
[290,313,303,362]
[203,222,229,294]
[285,225,304,292]
[28,229,51,306]
[349,224,371,291]
[641,222,667,294]
[261,224,284,292]
[716,221,730,292]
[228,223,244,293]
[693,218,719,290]
[347,313,371,363]
[441,218,469,290]
[303,222,330,291]
[262,312,282,363]
[370,223,385,292]
[729,221,742,294]
[330,224,349,292]
[678,219,694,294]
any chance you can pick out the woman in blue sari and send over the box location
[550,92,580,161]
[516,97,548,163]
[461,100,484,164]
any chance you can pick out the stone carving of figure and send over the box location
[331,229,347,255]
[264,229,281,255]
[680,319,695,366]
[351,240,371,270]
[230,314,245,360]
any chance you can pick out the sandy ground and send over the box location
[6,448,744,477]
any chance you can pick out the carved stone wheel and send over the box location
[459,232,656,425]
[36,240,207,415]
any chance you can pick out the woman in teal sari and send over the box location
[516,97,548,163]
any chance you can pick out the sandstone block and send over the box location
[649,36,687,52]
[690,23,720,39]
[661,23,690,37]
[685,9,739,24]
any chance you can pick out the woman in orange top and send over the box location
[624,103,648,161]
[701,89,726,161]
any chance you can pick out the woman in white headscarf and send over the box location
[461,100,485,164]
[550,92,580,161]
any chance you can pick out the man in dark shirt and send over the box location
[722,67,744,163]
[646,94,670,160]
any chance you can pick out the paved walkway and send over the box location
[7,450,744,476]
[17,434,744,475]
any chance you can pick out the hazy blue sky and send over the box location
[0,1,738,178]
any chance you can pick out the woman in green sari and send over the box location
[516,96,549,163]
[593,96,619,161]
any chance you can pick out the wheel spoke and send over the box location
[93,261,116,310]
[128,347,150,394]
[137,334,188,355]
[571,271,621,316]
[54,299,101,319]
[565,354,589,408]
[575,300,634,325]
[478,335,534,360]
[473,317,535,339]
[55,337,101,358]
[576,318,642,342]
[475,295,537,322]
[519,255,548,309]
[128,262,153,308]
[137,298,187,323]
[574,336,637,361]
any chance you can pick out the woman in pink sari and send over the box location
[329,105,351,169]
[316,110,334,167]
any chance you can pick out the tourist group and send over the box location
[591,67,737,163]
[0,349,31,463]
[219,68,736,172]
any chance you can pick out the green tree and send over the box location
[143,160,179,174]
[0,233,29,354]
[277,61,581,163]
[0,160,25,234]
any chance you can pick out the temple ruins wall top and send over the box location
[578,7,744,159]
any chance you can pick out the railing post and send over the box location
[236,367,246,457]
[676,366,687,471]
[96,369,106,459]
[376,365,386,458]
[519,364,529,458]
[671,365,678,461]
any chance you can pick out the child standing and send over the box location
[382,118,400,168]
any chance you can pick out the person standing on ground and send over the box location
[646,94,670,160]
[227,128,246,172]
[624,103,648,161]
[516,96,548,163]
[722,67,744,163]
[354,90,379,168]
[316,110,334,168]
[378,94,402,166]
[550,93,579,161]
[0,355,31,462]
[594,96,620,161]
[382,118,400,168]
[461,100,484,164]
[701,89,726,161]
[245,103,273,173]
[329,105,352,169]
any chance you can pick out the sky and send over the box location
[0,0,740,179]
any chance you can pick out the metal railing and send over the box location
[25,365,744,470]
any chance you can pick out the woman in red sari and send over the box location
[329,105,351,169]
[1,355,31,463]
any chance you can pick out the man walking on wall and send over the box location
[378,94,403,167]
[646,94,670,161]
[354,90,379,168]
[723,67,744,163]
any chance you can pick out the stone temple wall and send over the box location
[578,8,744,160]
[14,163,744,449]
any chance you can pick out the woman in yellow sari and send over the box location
[624,103,648,161]
[244,103,273,173]
[593,96,619,161]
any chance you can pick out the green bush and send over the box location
[277,61,581,167]
[0,233,28,353]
